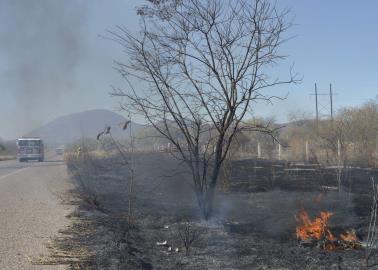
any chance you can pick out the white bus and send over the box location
[17,138,44,162]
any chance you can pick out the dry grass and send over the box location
[64,150,117,163]
[32,215,95,269]
[0,155,15,161]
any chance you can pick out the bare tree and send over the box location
[110,0,297,219]
[365,178,378,268]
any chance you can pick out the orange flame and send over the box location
[296,209,336,241]
[340,230,357,242]
[295,209,360,250]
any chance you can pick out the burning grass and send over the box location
[296,208,361,251]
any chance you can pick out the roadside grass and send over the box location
[36,150,151,269]
[31,151,100,269]
[32,181,99,269]
[0,155,16,161]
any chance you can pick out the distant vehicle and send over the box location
[17,138,44,162]
[55,148,64,155]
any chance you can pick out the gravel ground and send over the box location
[0,157,73,270]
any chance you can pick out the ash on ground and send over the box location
[46,153,378,269]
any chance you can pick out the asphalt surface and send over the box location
[0,155,72,269]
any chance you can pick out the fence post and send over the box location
[337,139,341,159]
[257,142,261,159]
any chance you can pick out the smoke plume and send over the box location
[0,0,89,136]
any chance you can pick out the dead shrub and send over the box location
[177,221,201,255]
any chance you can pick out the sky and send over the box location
[0,0,377,139]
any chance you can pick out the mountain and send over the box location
[25,109,143,146]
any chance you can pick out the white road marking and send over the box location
[0,167,29,181]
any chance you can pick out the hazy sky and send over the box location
[0,1,377,139]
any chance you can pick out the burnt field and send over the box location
[48,152,378,269]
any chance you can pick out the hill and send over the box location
[25,109,142,146]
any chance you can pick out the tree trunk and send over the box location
[204,186,215,220]
[197,165,221,220]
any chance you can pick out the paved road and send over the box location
[0,155,72,269]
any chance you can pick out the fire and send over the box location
[295,209,360,250]
[340,230,358,242]
[295,209,335,242]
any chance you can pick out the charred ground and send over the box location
[44,152,378,269]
